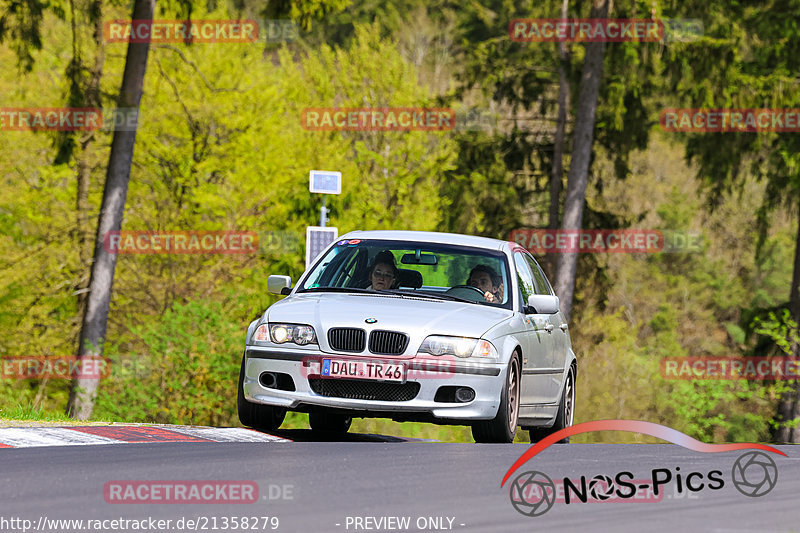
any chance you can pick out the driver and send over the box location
[366,250,400,291]
[467,264,503,303]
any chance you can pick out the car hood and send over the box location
[266,292,512,341]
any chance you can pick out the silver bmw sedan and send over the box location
[239,230,576,443]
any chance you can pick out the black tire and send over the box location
[308,412,352,433]
[472,353,521,443]
[237,354,286,431]
[529,364,575,444]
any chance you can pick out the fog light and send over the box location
[455,387,475,403]
[259,372,278,388]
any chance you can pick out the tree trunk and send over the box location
[775,198,800,442]
[553,0,610,321]
[76,0,106,316]
[546,0,571,278]
[75,157,92,315]
[67,0,155,420]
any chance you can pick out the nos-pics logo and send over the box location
[502,420,784,517]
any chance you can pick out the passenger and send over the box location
[467,264,503,303]
[366,250,400,291]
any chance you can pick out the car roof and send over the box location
[337,230,510,252]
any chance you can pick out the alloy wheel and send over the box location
[507,357,520,433]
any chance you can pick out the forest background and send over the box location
[1,0,798,442]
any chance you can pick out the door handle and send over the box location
[544,324,554,333]
[559,323,568,331]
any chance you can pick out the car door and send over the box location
[514,252,554,405]
[524,252,568,403]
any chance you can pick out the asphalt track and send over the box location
[1,431,797,533]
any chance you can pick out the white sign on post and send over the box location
[306,226,338,269]
[309,170,342,195]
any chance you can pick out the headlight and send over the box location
[259,323,318,345]
[271,325,290,343]
[418,336,498,359]
[292,325,316,345]
[419,336,478,358]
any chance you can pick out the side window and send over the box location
[322,249,363,288]
[524,253,553,295]
[308,247,344,287]
[514,253,536,311]
[338,249,367,287]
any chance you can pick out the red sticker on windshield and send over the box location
[348,240,361,244]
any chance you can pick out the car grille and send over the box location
[309,379,420,401]
[328,328,366,352]
[368,330,409,355]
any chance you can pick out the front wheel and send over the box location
[237,354,286,431]
[472,354,521,443]
[529,364,575,444]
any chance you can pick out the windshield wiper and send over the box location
[296,286,376,294]
[297,287,477,304]
[382,289,475,304]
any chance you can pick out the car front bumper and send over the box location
[242,347,506,421]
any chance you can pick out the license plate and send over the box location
[320,358,405,382]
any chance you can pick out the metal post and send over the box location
[320,196,327,227]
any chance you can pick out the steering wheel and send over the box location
[445,285,487,302]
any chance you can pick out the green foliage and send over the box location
[570,135,793,443]
[753,309,800,357]
[94,300,242,425]
[0,0,46,71]
[0,403,77,422]
[260,0,352,31]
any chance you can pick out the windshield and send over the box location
[297,239,512,309]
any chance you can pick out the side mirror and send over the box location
[268,275,292,295]
[527,294,560,314]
